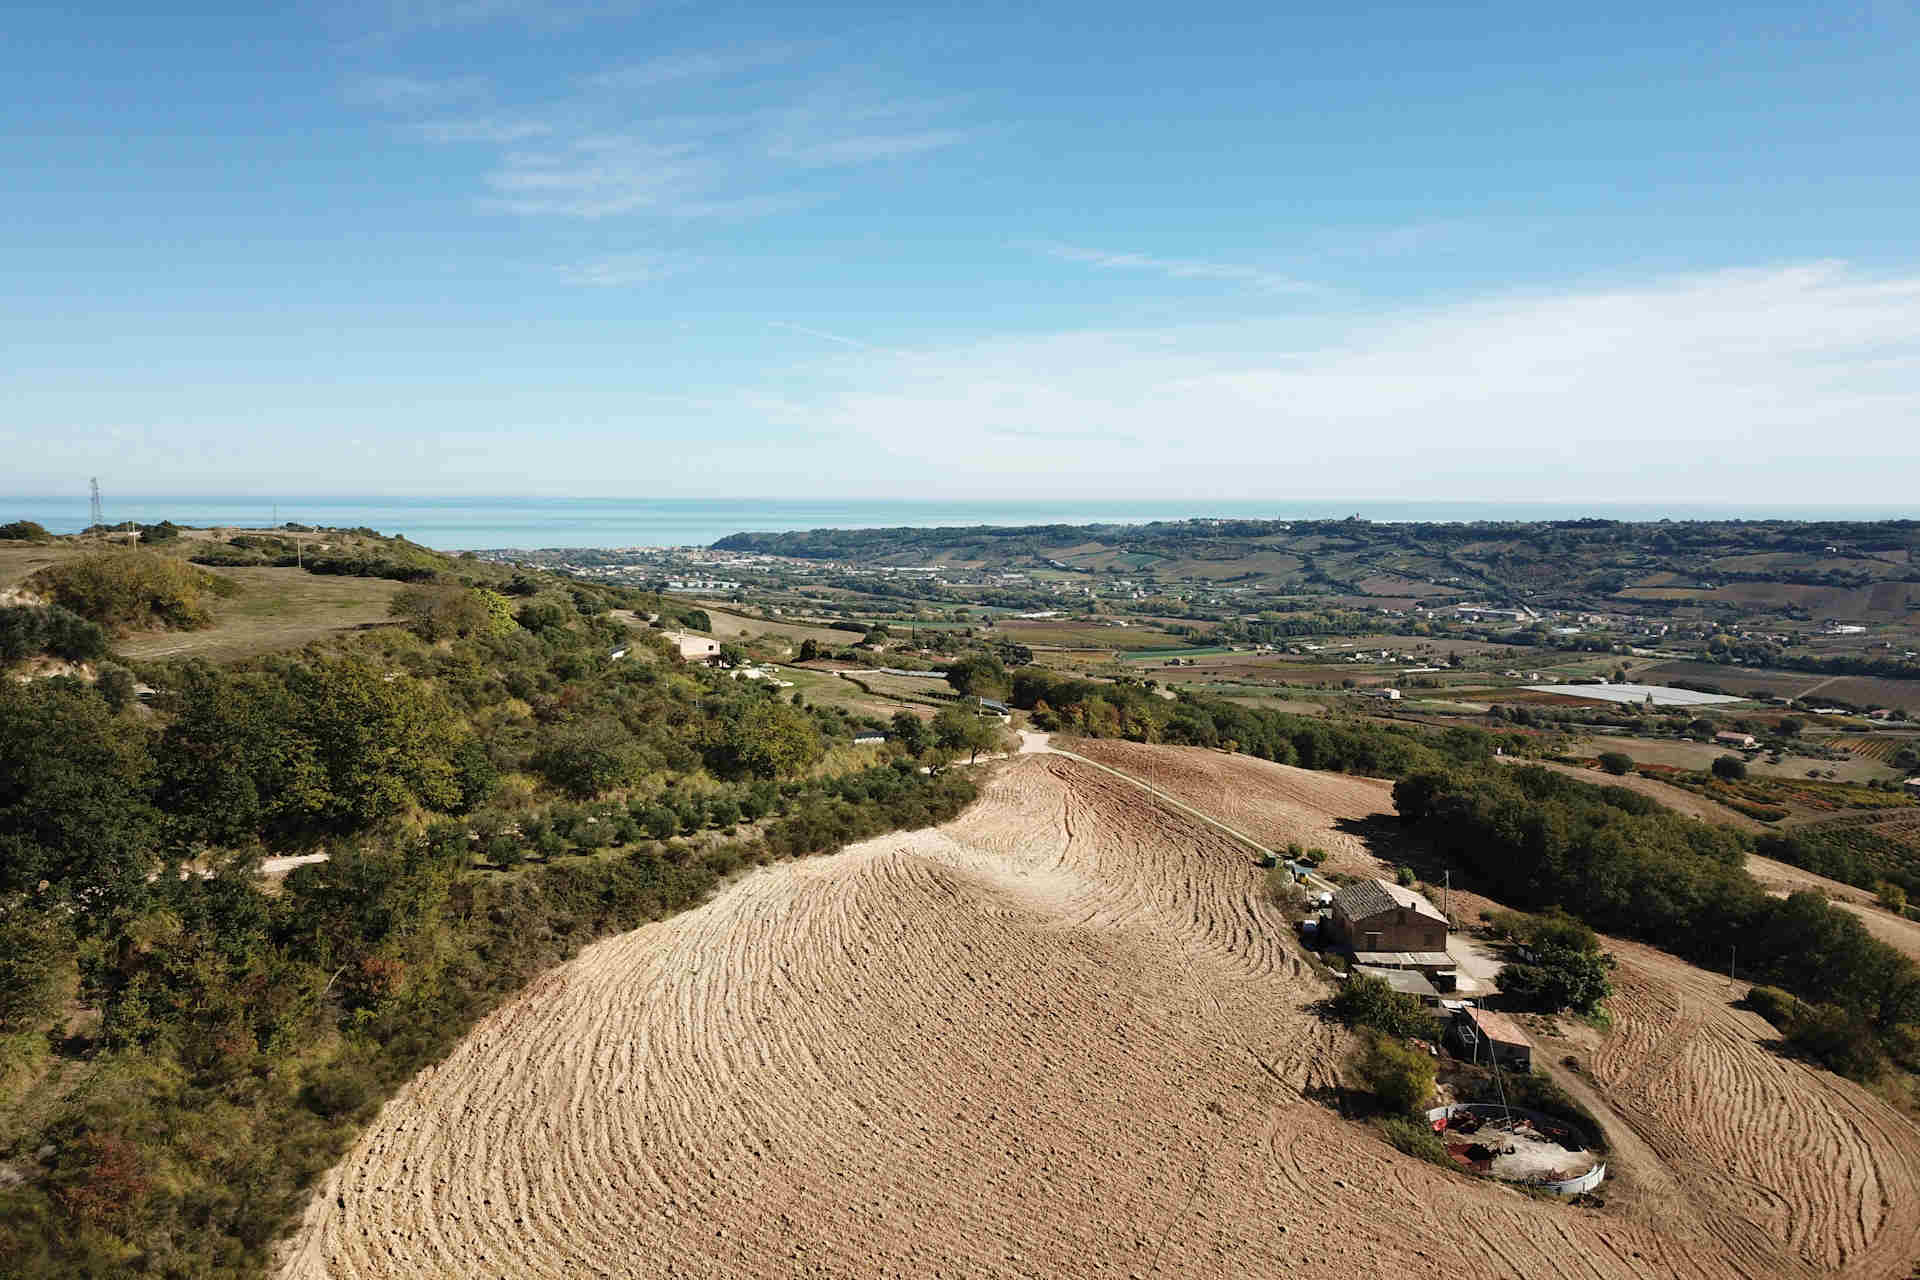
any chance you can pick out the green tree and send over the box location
[944,653,1010,699]
[95,662,137,712]
[1499,944,1615,1015]
[933,704,1001,764]
[0,680,161,915]
[0,896,69,1031]
[1349,1030,1437,1115]
[1597,751,1634,775]
[890,709,930,755]
[1329,974,1431,1038]
[533,717,639,797]
[798,638,820,663]
[0,519,51,541]
[731,700,824,779]
[389,584,494,641]
[1712,754,1748,780]
[1878,881,1909,914]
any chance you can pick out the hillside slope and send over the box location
[280,752,1920,1279]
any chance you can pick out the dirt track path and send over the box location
[281,753,1920,1280]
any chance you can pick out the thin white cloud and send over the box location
[768,321,913,357]
[555,251,694,286]
[346,73,487,109]
[585,45,801,92]
[366,0,651,35]
[413,115,552,143]
[770,128,970,167]
[352,44,977,223]
[730,263,1920,501]
[1037,241,1320,295]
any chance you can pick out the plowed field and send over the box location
[282,752,1920,1280]
[1058,737,1401,873]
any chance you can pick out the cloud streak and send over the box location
[351,44,976,223]
[554,251,695,286]
[1037,241,1320,294]
[741,262,1920,500]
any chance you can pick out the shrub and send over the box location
[1349,1030,1437,1115]
[1597,751,1633,775]
[1744,984,1802,1029]
[1379,1115,1452,1167]
[1394,864,1417,887]
[0,519,51,541]
[29,550,219,632]
[1330,975,1433,1039]
[1500,944,1615,1016]
[0,604,107,665]
[94,662,137,712]
[1786,1003,1885,1080]
[1711,754,1748,780]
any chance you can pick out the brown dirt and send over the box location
[1058,737,1398,874]
[280,751,1920,1280]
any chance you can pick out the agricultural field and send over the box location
[283,748,1920,1280]
[1617,580,1920,621]
[1830,735,1920,766]
[1640,661,1920,714]
[1577,734,1902,784]
[692,603,866,650]
[988,619,1187,650]
[771,665,912,722]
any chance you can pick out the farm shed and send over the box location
[852,730,887,745]
[1715,731,1758,749]
[1352,964,1441,1001]
[1327,879,1449,955]
[1449,1007,1534,1071]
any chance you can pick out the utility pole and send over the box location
[89,477,103,533]
[1444,869,1451,925]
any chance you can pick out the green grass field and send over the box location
[114,566,405,663]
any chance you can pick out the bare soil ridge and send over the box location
[281,750,1920,1279]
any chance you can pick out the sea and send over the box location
[4,495,1910,554]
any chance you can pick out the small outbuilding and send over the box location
[1449,1007,1534,1071]
[1715,731,1758,750]
[1352,963,1441,1002]
[852,730,887,745]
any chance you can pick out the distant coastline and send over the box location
[4,494,1912,553]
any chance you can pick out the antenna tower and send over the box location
[89,478,104,531]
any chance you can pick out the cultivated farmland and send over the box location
[282,748,1920,1280]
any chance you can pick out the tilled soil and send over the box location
[281,753,1920,1279]
[1057,737,1400,873]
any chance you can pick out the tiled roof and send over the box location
[1332,878,1447,925]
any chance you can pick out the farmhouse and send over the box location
[1327,879,1449,956]
[673,633,721,661]
[1356,687,1402,700]
[1715,731,1758,750]
[1449,1007,1534,1071]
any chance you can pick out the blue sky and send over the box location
[7,0,1919,503]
